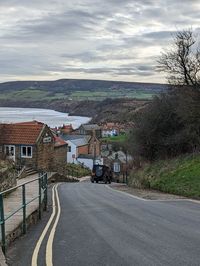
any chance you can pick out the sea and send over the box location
[0,107,91,129]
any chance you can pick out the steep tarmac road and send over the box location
[7,182,200,266]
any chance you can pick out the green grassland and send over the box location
[101,134,127,143]
[0,88,155,102]
[71,89,155,100]
[129,154,200,198]
[0,89,67,101]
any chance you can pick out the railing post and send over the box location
[44,173,48,211]
[38,178,42,219]
[0,194,6,254]
[22,185,26,234]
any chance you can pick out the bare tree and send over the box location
[157,29,200,88]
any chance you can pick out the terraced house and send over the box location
[0,121,67,171]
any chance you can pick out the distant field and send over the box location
[101,134,127,143]
[0,89,68,101]
[0,88,156,101]
[71,89,155,100]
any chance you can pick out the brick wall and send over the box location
[89,138,100,156]
[77,145,89,156]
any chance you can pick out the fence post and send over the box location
[22,185,26,234]
[0,194,6,254]
[38,178,42,219]
[44,173,48,211]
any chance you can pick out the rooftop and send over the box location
[54,135,67,147]
[81,124,101,131]
[69,137,89,147]
[0,121,45,145]
[61,134,91,142]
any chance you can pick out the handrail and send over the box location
[0,172,48,255]
[0,177,39,195]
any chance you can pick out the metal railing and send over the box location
[0,172,48,254]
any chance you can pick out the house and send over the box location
[78,124,101,138]
[101,122,121,137]
[62,134,102,169]
[77,154,103,170]
[88,132,101,157]
[0,121,67,171]
[53,134,68,170]
[61,135,90,164]
[59,124,74,135]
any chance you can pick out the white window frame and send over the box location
[21,146,33,158]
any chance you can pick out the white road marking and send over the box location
[106,185,148,201]
[31,184,57,266]
[46,183,61,266]
[106,185,200,204]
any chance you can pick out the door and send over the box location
[5,145,16,161]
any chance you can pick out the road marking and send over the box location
[106,185,147,201]
[106,185,200,204]
[31,184,57,266]
[46,183,61,266]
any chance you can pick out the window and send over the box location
[113,162,120,173]
[21,146,32,158]
[68,146,71,152]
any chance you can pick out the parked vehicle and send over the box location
[91,164,112,184]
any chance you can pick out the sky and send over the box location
[0,0,200,84]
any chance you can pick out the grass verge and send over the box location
[129,153,200,198]
[65,163,91,178]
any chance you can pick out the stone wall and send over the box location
[0,161,17,192]
[36,126,55,171]
[15,145,37,169]
[53,145,67,171]
[36,142,54,171]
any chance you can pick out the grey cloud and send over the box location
[63,66,154,77]
[0,0,200,83]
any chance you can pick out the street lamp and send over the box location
[113,153,121,182]
[125,150,128,184]
[93,139,96,166]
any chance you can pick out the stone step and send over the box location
[18,167,38,179]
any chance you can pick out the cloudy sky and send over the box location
[0,0,200,83]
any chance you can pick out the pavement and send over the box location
[0,247,7,266]
[6,181,200,266]
[0,172,54,265]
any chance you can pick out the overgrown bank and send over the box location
[128,153,200,199]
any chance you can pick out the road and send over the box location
[7,182,200,266]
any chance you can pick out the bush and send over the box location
[65,163,91,178]
[128,88,200,160]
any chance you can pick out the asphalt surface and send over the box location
[7,182,200,266]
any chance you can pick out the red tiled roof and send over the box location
[0,121,44,145]
[54,135,67,147]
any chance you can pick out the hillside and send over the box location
[0,79,166,122]
[0,79,167,93]
[129,154,200,198]
[0,79,166,102]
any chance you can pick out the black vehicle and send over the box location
[91,164,112,184]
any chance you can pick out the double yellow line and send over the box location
[31,184,61,266]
